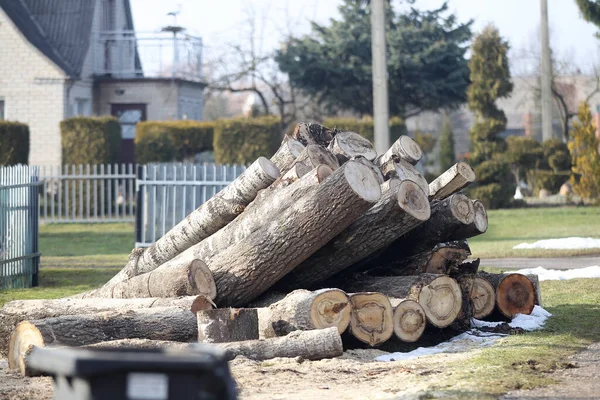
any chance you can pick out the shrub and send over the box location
[469,159,515,209]
[0,122,29,165]
[213,116,282,164]
[61,117,121,165]
[438,115,456,172]
[568,102,600,201]
[135,121,214,163]
[470,183,514,210]
[532,170,570,195]
[322,117,407,143]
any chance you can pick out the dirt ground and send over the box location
[1,343,598,400]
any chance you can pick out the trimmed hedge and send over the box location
[135,121,214,164]
[61,117,121,165]
[213,116,282,164]
[532,170,571,195]
[322,117,407,143]
[469,159,515,209]
[0,122,29,165]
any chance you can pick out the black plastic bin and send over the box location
[27,345,237,400]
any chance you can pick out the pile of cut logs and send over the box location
[1,123,541,375]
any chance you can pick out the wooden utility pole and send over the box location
[540,0,554,141]
[371,0,390,154]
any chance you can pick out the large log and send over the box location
[428,161,476,201]
[154,165,333,275]
[276,179,430,291]
[328,131,377,163]
[451,199,488,240]
[197,308,259,343]
[348,292,394,346]
[380,159,429,197]
[338,274,463,328]
[270,137,305,174]
[457,275,496,319]
[291,122,336,147]
[76,259,216,300]
[377,136,423,166]
[389,298,427,343]
[208,159,382,306]
[8,307,198,371]
[0,296,210,358]
[257,289,351,339]
[217,327,343,361]
[478,272,538,318]
[98,157,280,291]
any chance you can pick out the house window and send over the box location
[0,99,4,120]
[75,98,90,116]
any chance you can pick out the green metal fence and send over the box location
[0,165,41,289]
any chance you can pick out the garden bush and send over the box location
[0,121,29,165]
[532,170,570,195]
[61,117,120,165]
[213,116,282,164]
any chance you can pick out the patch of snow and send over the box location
[512,266,600,281]
[513,237,600,250]
[514,187,524,200]
[376,306,552,362]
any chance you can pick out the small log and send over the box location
[155,165,332,275]
[0,296,210,358]
[209,159,382,306]
[457,275,496,319]
[389,298,426,343]
[479,272,536,318]
[293,144,340,171]
[292,122,336,147]
[339,275,463,328]
[79,259,216,300]
[217,327,343,361]
[348,292,394,346]
[8,307,197,371]
[277,179,430,290]
[197,308,259,343]
[452,200,488,240]
[428,161,476,201]
[257,289,351,339]
[380,159,429,197]
[270,137,305,174]
[377,136,423,166]
[328,131,378,163]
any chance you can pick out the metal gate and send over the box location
[0,165,41,289]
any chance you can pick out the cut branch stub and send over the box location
[496,274,536,318]
[348,292,394,346]
[428,161,476,201]
[378,136,423,166]
[328,131,378,163]
[390,299,427,343]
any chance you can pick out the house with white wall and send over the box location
[0,0,206,166]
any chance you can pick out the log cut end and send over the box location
[496,273,536,318]
[189,259,218,300]
[329,131,378,162]
[392,299,426,343]
[471,277,496,319]
[471,200,489,234]
[398,136,423,165]
[417,275,462,328]
[310,289,352,334]
[257,156,281,180]
[397,180,431,222]
[458,161,476,184]
[190,295,216,314]
[449,193,475,225]
[286,138,306,159]
[8,321,44,372]
[349,293,393,346]
[381,178,401,192]
[344,160,382,203]
[305,144,340,170]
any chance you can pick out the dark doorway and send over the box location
[111,103,146,164]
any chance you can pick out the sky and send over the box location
[130,0,600,73]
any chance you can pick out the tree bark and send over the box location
[217,327,343,361]
[208,159,382,307]
[328,131,378,163]
[197,308,259,343]
[8,307,198,370]
[338,275,462,328]
[257,289,351,339]
[380,159,430,197]
[389,298,427,343]
[154,165,333,276]
[478,272,536,318]
[276,179,430,291]
[293,144,340,171]
[292,122,336,147]
[270,137,305,174]
[451,200,488,240]
[99,157,280,291]
[428,161,476,201]
[348,292,394,346]
[457,275,496,319]
[0,296,210,358]
[75,259,216,300]
[377,136,423,166]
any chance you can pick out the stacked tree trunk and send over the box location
[2,122,542,376]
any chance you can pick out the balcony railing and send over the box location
[92,30,203,81]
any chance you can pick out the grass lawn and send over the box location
[469,207,600,258]
[39,223,133,267]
